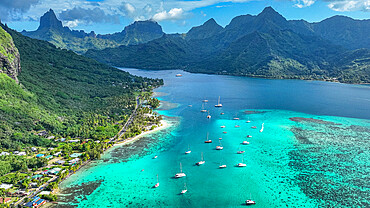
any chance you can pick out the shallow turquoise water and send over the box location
[57,69,370,208]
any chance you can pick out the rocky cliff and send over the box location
[0,25,21,83]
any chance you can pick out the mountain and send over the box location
[97,20,164,45]
[85,7,370,84]
[1,23,162,149]
[186,18,223,40]
[0,25,21,83]
[21,9,164,53]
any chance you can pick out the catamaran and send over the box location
[201,103,207,112]
[237,156,247,167]
[196,152,205,165]
[216,140,223,150]
[215,96,222,107]
[154,174,159,188]
[181,183,187,194]
[185,145,191,154]
[204,132,212,143]
[260,123,264,132]
[175,162,186,178]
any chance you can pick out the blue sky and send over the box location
[1,0,369,34]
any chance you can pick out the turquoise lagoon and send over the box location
[57,69,370,208]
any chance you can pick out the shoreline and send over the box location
[113,119,170,147]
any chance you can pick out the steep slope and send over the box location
[186,18,223,40]
[98,20,164,45]
[1,24,162,149]
[0,26,21,83]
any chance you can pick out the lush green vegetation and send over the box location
[0,24,163,151]
[86,7,370,84]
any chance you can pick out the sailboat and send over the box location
[246,117,251,123]
[202,98,208,103]
[242,141,250,145]
[237,145,245,154]
[185,145,191,154]
[181,183,187,194]
[154,174,159,188]
[215,96,222,107]
[216,140,223,150]
[247,135,252,138]
[245,194,256,205]
[260,123,264,132]
[207,111,211,119]
[204,132,212,143]
[175,162,186,178]
[200,103,207,112]
[237,156,247,167]
[219,158,227,168]
[196,152,205,165]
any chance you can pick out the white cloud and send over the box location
[152,8,186,21]
[122,2,135,14]
[327,0,370,12]
[294,0,316,8]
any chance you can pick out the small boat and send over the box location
[246,117,251,123]
[220,112,224,115]
[242,141,250,145]
[223,131,227,134]
[175,162,186,178]
[220,125,226,128]
[207,111,211,119]
[216,140,223,150]
[154,174,159,188]
[203,99,208,103]
[237,151,245,154]
[245,194,256,205]
[260,123,264,133]
[181,183,187,194]
[219,164,227,168]
[201,103,207,112]
[196,152,205,165]
[188,105,192,107]
[215,96,222,107]
[235,125,240,128]
[237,156,247,167]
[153,155,158,159]
[219,137,222,140]
[176,74,182,77]
[185,145,191,154]
[204,132,212,143]
[233,118,239,120]
[247,135,252,138]
[251,126,257,129]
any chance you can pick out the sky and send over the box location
[1,0,369,34]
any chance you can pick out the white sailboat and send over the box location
[246,117,251,123]
[242,141,250,145]
[175,162,186,178]
[200,103,207,112]
[237,156,247,167]
[216,140,223,150]
[185,145,191,154]
[237,145,245,154]
[154,174,159,188]
[181,183,187,194]
[204,132,212,143]
[207,110,211,119]
[260,123,264,132]
[245,194,256,205]
[196,152,205,165]
[215,96,222,107]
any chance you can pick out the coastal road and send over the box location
[113,96,141,141]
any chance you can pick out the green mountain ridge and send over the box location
[1,24,162,149]
[21,9,164,53]
[85,7,370,84]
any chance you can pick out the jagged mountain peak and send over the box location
[38,8,63,30]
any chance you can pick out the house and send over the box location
[60,138,66,142]
[70,153,82,158]
[31,174,43,179]
[31,147,37,152]
[68,158,80,165]
[14,151,20,154]
[38,191,51,195]
[68,139,80,143]
[17,152,27,156]
[0,197,11,203]
[53,151,62,157]
[37,131,47,136]
[45,155,53,160]
[29,182,38,188]
[35,154,44,158]
[55,160,65,165]
[41,170,49,175]
[47,136,55,140]
[0,183,13,190]
[24,196,45,208]
[0,152,10,156]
